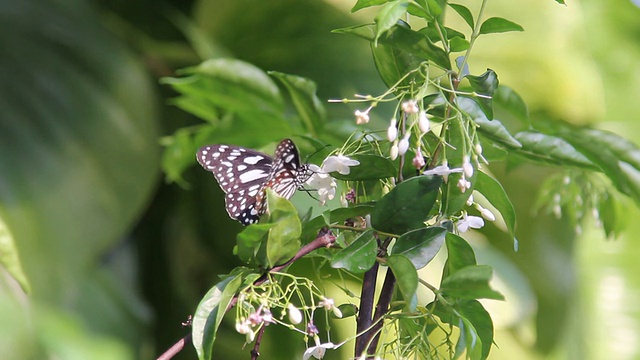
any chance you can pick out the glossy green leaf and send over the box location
[371,38,423,88]
[443,233,477,279]
[269,71,325,136]
[374,1,409,44]
[330,154,396,181]
[331,230,377,273]
[493,85,529,123]
[301,203,375,242]
[440,265,504,300]
[160,128,199,185]
[513,131,598,169]
[192,274,243,360]
[460,317,483,360]
[264,189,302,267]
[599,192,618,238]
[391,227,446,269]
[334,23,451,69]
[0,217,30,293]
[479,17,524,35]
[351,0,389,12]
[371,176,442,234]
[387,255,419,311]
[474,172,516,238]
[448,3,474,29]
[466,69,499,120]
[406,3,430,19]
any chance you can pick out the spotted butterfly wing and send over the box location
[196,139,310,225]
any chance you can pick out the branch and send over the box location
[157,333,191,360]
[354,263,379,357]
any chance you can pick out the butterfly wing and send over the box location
[197,144,273,225]
[254,139,311,213]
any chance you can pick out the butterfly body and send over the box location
[197,139,311,225]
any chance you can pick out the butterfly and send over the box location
[196,139,312,225]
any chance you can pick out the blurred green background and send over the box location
[1,0,640,359]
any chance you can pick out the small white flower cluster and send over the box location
[456,194,496,233]
[354,107,372,125]
[387,100,432,163]
[306,155,360,206]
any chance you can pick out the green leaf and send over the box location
[513,131,598,169]
[334,304,358,319]
[457,300,495,360]
[474,172,516,238]
[371,176,442,234]
[551,126,640,205]
[235,189,302,267]
[448,3,474,29]
[0,216,30,293]
[269,71,325,136]
[160,128,199,185]
[493,85,529,123]
[236,223,273,265]
[351,0,389,12]
[330,154,397,181]
[449,36,470,52]
[264,189,302,267]
[457,96,522,149]
[443,232,477,279]
[301,203,375,242]
[391,227,446,269]
[331,230,377,273]
[387,255,419,311]
[370,39,423,88]
[0,0,159,308]
[440,265,504,300]
[192,274,243,360]
[163,58,284,119]
[460,317,483,360]
[479,17,524,35]
[466,69,499,120]
[334,23,451,69]
[599,192,618,238]
[374,1,409,44]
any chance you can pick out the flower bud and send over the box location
[418,111,430,133]
[398,134,410,155]
[287,303,303,325]
[355,109,370,124]
[474,143,483,155]
[412,149,425,169]
[462,155,473,178]
[480,207,496,221]
[466,194,474,206]
[390,143,399,160]
[387,118,398,141]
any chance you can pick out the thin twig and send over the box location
[354,262,379,357]
[250,325,267,360]
[157,333,191,360]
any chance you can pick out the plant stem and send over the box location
[365,267,396,356]
[354,262,379,357]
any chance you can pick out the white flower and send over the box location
[288,303,303,325]
[418,111,430,133]
[387,118,398,142]
[322,155,360,175]
[389,143,399,160]
[457,214,484,233]
[457,177,471,192]
[306,165,336,206]
[402,99,419,114]
[462,155,474,178]
[246,330,255,343]
[318,297,342,318]
[355,109,370,124]
[303,336,336,360]
[422,165,463,176]
[398,133,410,155]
